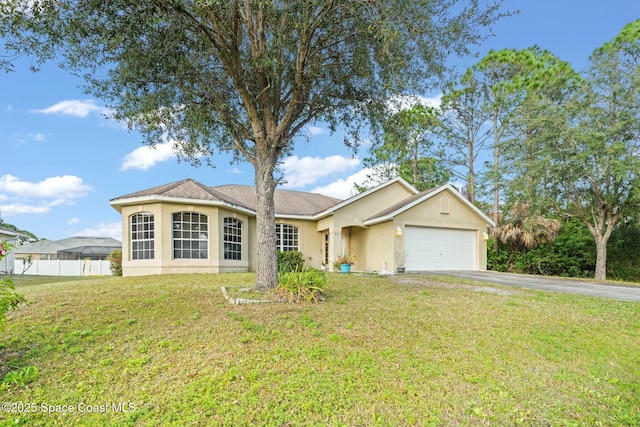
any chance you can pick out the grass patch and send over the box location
[8,275,105,288]
[0,273,639,425]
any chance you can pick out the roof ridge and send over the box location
[190,179,229,200]
[214,183,343,202]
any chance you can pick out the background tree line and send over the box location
[361,19,640,281]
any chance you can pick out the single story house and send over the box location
[14,236,122,261]
[109,177,494,277]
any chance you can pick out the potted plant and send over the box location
[394,250,406,273]
[334,252,357,273]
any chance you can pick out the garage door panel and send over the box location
[405,227,475,270]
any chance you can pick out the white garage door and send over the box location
[405,227,476,271]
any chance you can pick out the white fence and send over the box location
[14,259,113,276]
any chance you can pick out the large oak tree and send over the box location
[2,0,507,289]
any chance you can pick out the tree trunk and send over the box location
[467,137,475,204]
[254,157,278,291]
[594,236,608,281]
[492,110,500,251]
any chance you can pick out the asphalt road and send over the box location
[427,270,640,302]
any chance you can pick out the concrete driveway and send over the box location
[426,270,640,302]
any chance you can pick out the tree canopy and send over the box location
[360,103,449,191]
[2,0,508,289]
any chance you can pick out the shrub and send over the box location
[0,278,26,329]
[0,241,26,330]
[607,222,640,281]
[277,250,305,273]
[277,269,325,303]
[489,218,596,278]
[109,249,123,276]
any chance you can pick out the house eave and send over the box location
[275,214,316,221]
[109,195,256,216]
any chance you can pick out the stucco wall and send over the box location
[119,202,324,276]
[276,218,324,269]
[362,221,396,272]
[393,192,489,270]
[324,181,414,271]
[120,203,251,276]
[331,182,414,229]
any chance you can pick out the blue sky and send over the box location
[1,1,638,241]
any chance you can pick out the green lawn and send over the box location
[1,273,639,426]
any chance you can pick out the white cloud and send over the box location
[32,99,106,117]
[0,203,53,215]
[0,174,91,199]
[67,217,80,225]
[74,221,122,241]
[0,175,91,217]
[306,125,325,136]
[310,168,377,199]
[29,133,46,142]
[281,155,360,188]
[120,142,176,171]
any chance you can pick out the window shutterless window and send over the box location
[276,224,299,252]
[223,217,242,260]
[131,213,154,260]
[172,212,208,259]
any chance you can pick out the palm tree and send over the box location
[491,203,561,250]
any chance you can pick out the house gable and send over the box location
[364,184,494,227]
[315,178,417,228]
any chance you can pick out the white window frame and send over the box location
[276,224,299,252]
[131,213,154,260]
[223,217,242,260]
[172,212,208,259]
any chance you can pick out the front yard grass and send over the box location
[0,273,639,426]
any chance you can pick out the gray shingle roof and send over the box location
[13,239,66,253]
[214,185,342,216]
[15,236,121,254]
[111,179,342,216]
[0,226,18,238]
[111,178,229,202]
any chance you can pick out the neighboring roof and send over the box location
[56,236,122,248]
[0,225,18,238]
[111,178,343,217]
[13,239,66,254]
[15,236,122,254]
[364,184,495,227]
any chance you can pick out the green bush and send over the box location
[277,269,325,303]
[109,249,123,276]
[607,222,640,281]
[277,250,305,273]
[0,278,26,329]
[489,218,596,278]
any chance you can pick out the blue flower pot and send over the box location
[339,264,351,273]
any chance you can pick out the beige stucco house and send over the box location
[109,177,494,277]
